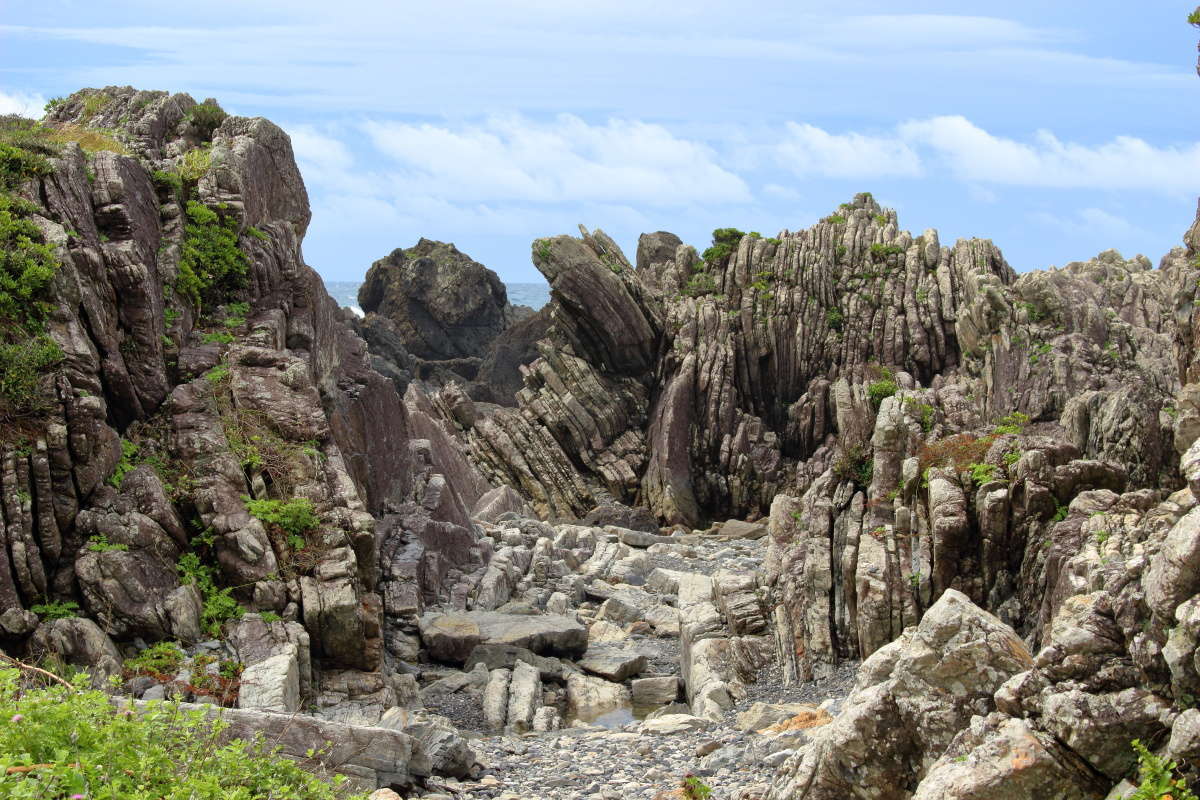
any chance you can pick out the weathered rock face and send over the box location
[767,590,1035,799]
[2,87,492,750]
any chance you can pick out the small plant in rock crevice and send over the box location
[1127,738,1198,799]
[176,552,243,637]
[29,600,79,620]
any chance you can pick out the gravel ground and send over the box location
[405,522,860,799]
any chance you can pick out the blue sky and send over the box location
[2,1,1200,283]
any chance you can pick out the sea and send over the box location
[324,280,550,317]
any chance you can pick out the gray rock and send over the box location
[419,612,588,664]
[464,644,564,680]
[631,676,680,707]
[237,644,300,713]
[578,647,648,682]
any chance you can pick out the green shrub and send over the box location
[204,361,231,386]
[682,774,713,800]
[151,169,183,198]
[0,142,52,192]
[0,335,62,418]
[682,271,718,297]
[1128,738,1198,799]
[867,368,898,411]
[185,101,227,141]
[1029,341,1052,364]
[177,201,249,311]
[700,227,745,266]
[1190,8,1200,26]
[826,307,844,331]
[826,214,846,224]
[968,462,998,486]
[124,641,184,676]
[903,397,936,432]
[0,194,60,326]
[176,552,243,637]
[869,243,905,262]
[832,443,872,488]
[992,411,1030,436]
[29,600,79,620]
[0,668,365,799]
[202,330,234,345]
[177,146,212,184]
[245,496,319,539]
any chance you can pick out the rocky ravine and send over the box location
[4,83,1200,800]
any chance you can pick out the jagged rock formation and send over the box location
[353,237,545,405]
[9,82,1200,800]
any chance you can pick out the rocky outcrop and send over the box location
[0,87,493,792]
[359,238,512,361]
[767,590,1034,799]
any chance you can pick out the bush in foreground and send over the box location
[0,667,365,799]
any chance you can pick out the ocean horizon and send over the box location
[323,280,551,317]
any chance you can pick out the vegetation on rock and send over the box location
[177,200,249,311]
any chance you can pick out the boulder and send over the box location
[911,714,1107,800]
[419,612,587,664]
[717,520,768,541]
[587,619,630,644]
[464,644,564,680]
[27,617,122,683]
[736,702,822,732]
[473,486,533,523]
[631,676,680,707]
[506,660,542,732]
[358,238,512,361]
[482,668,511,731]
[582,502,660,534]
[578,647,648,682]
[237,644,300,713]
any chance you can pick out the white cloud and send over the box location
[1031,207,1142,239]
[363,114,750,207]
[899,116,1200,193]
[775,122,923,179]
[0,89,47,118]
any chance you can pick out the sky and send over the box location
[2,2,1200,283]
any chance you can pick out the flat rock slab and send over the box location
[578,647,648,681]
[420,611,588,664]
[717,520,768,541]
[638,713,710,735]
[611,526,676,548]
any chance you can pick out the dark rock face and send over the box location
[472,305,553,405]
[358,238,510,361]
